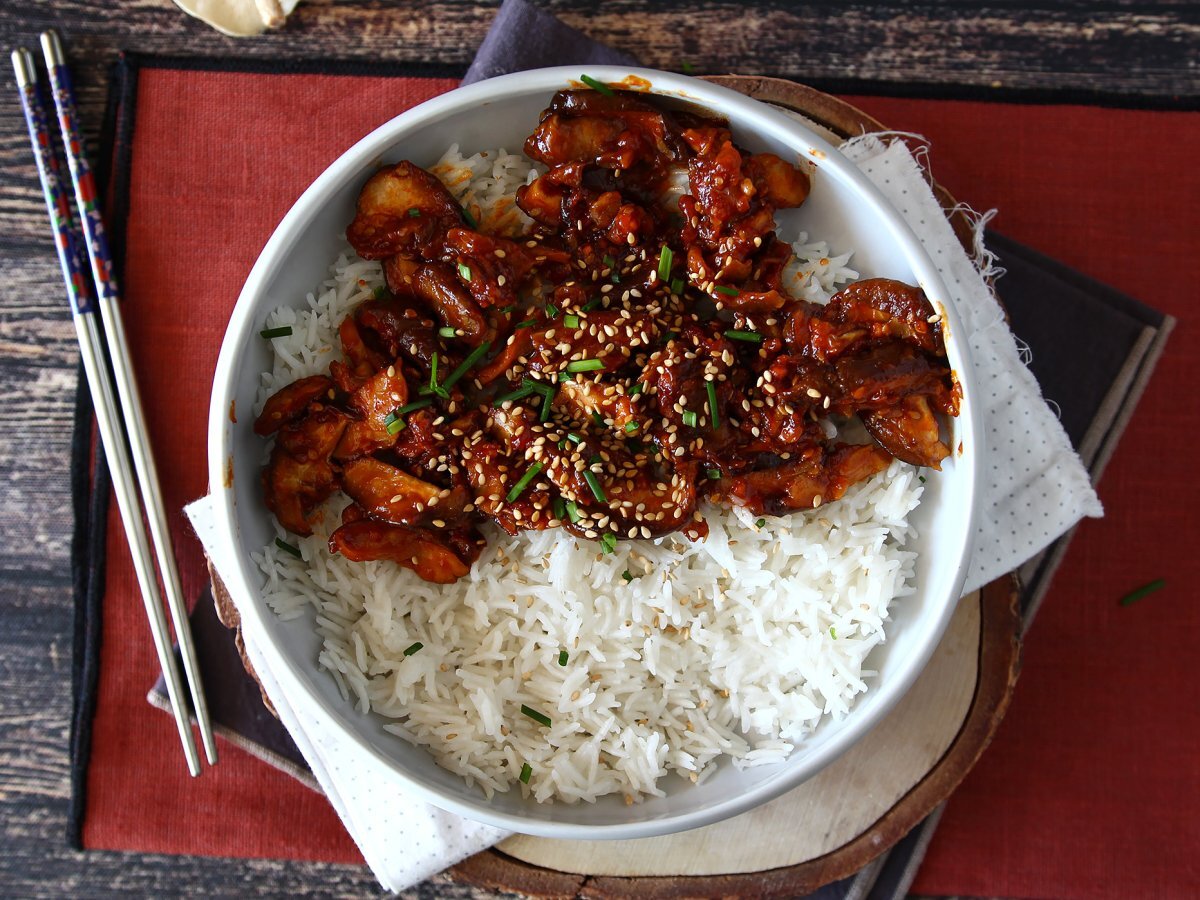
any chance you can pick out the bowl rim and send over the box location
[206,64,982,839]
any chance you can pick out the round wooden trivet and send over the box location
[209,77,1022,898]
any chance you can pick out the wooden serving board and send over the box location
[443,78,1023,897]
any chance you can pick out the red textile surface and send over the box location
[83,68,1199,896]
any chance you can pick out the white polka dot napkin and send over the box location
[841,135,1102,592]
[184,135,1101,893]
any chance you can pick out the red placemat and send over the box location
[82,59,1199,896]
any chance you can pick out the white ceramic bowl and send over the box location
[207,66,981,839]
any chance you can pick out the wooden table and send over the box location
[0,2,1193,896]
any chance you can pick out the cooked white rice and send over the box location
[253,146,922,803]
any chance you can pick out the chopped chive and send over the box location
[552,497,566,520]
[567,359,605,373]
[629,382,644,396]
[670,277,684,295]
[580,73,615,96]
[506,461,545,503]
[621,570,633,583]
[546,302,560,318]
[624,421,639,434]
[558,372,573,383]
[1119,578,1166,607]
[563,314,581,328]
[830,626,838,639]
[706,381,719,430]
[540,388,554,422]
[275,537,303,558]
[403,641,423,656]
[591,411,605,427]
[724,329,762,343]
[565,499,581,523]
[600,533,617,553]
[566,432,584,444]
[441,339,492,392]
[260,325,293,339]
[581,297,604,312]
[682,410,698,428]
[663,331,679,342]
[461,206,478,228]
[918,475,927,483]
[457,261,472,281]
[714,284,739,296]
[519,762,532,783]
[516,318,538,329]
[755,517,766,529]
[583,470,607,502]
[603,254,616,269]
[558,650,569,666]
[386,416,406,435]
[611,271,621,284]
[407,207,421,218]
[494,384,535,405]
[500,304,516,314]
[395,398,433,416]
[439,326,458,338]
[657,245,674,281]
[373,285,387,299]
[520,704,552,727]
[628,439,644,453]
[706,467,721,480]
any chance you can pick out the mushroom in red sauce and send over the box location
[257,89,960,582]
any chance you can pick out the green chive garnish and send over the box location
[494,384,535,405]
[520,704,552,727]
[629,382,644,396]
[563,314,581,328]
[519,762,532,783]
[583,470,607,502]
[397,398,433,415]
[439,326,458,338]
[621,570,633,583]
[558,650,568,666]
[600,533,617,553]
[624,421,638,434]
[755,518,766,529]
[260,325,293,339]
[275,537,302,558]
[403,641,423,656]
[546,302,560,318]
[440,339,492,392]
[918,475,927,483]
[724,329,762,343]
[385,397,433,434]
[565,499,581,523]
[581,297,604,312]
[580,74,615,96]
[461,206,478,229]
[591,411,605,427]
[657,245,674,281]
[428,351,442,396]
[373,285,387,299]
[603,254,616,269]
[714,284,739,296]
[506,461,545,503]
[830,626,838,639]
[706,467,721,480]
[706,380,719,430]
[516,319,538,329]
[562,432,582,445]
[682,410,698,428]
[552,497,566,520]
[567,359,604,373]
[386,416,406,435]
[1119,578,1166,607]
[407,207,421,218]
[670,277,684,295]
[457,261,472,281]
[540,388,554,422]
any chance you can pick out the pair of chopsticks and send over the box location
[13,31,216,776]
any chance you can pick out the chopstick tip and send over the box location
[39,29,65,67]
[10,47,35,86]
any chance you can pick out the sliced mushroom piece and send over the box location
[254,375,333,436]
[328,520,469,583]
[861,396,952,470]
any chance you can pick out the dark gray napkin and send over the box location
[149,4,1174,897]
